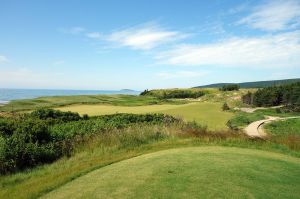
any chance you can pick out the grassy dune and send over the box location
[57,102,233,130]
[42,147,300,199]
[0,95,184,112]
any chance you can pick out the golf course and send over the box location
[42,147,300,199]
[1,84,300,199]
[56,102,233,130]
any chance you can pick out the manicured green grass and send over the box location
[42,147,300,199]
[265,118,300,137]
[56,102,233,130]
[56,103,192,116]
[0,95,185,112]
[157,102,233,130]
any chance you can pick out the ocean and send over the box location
[0,88,140,104]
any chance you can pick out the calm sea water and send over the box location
[0,88,140,104]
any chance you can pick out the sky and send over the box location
[0,0,300,90]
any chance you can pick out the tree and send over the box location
[242,91,253,105]
[219,84,240,91]
[140,89,149,96]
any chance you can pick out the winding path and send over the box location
[244,116,300,138]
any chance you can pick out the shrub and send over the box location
[140,89,206,99]
[30,108,81,122]
[0,112,179,174]
[222,102,230,111]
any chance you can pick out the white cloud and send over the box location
[0,55,8,63]
[59,27,85,34]
[86,32,102,39]
[238,0,300,31]
[107,24,187,50]
[157,31,300,68]
[157,70,208,79]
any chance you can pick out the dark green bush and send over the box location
[222,102,230,111]
[30,108,81,122]
[140,89,205,99]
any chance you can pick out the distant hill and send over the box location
[194,78,300,88]
[120,89,137,92]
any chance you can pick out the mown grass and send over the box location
[56,103,192,116]
[42,147,300,199]
[157,102,233,130]
[1,122,300,199]
[0,95,186,112]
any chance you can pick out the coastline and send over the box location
[0,89,140,104]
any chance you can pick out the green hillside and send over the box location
[195,78,300,88]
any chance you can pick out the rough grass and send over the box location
[42,147,300,199]
[1,122,299,199]
[227,112,265,129]
[265,118,300,137]
[56,102,233,130]
[228,108,300,130]
[0,95,185,112]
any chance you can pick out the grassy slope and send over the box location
[42,147,300,199]
[265,118,300,137]
[56,102,233,130]
[1,123,299,199]
[195,78,300,88]
[157,102,233,130]
[0,95,184,112]
[56,103,192,115]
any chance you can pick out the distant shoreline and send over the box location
[0,88,141,103]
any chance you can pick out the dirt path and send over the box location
[244,116,300,138]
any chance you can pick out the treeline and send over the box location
[0,109,177,174]
[140,89,205,99]
[242,82,300,110]
[219,84,240,91]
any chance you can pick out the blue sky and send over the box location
[0,0,300,90]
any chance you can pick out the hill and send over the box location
[194,78,300,88]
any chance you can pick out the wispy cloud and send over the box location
[238,0,300,31]
[106,24,188,50]
[59,26,85,34]
[157,70,208,79]
[86,32,102,39]
[157,31,300,68]
[0,68,68,89]
[0,55,8,63]
[52,60,65,66]
[228,3,249,14]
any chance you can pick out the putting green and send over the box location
[42,147,300,199]
[56,102,233,130]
